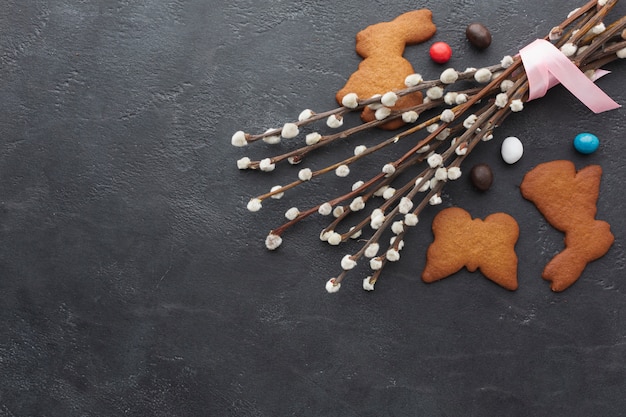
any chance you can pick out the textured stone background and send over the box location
[1,1,625,416]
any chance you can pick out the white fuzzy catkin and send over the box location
[427,153,443,168]
[426,87,444,100]
[501,55,514,68]
[333,206,344,218]
[335,164,350,177]
[560,43,578,57]
[298,109,314,121]
[463,114,478,129]
[440,109,455,123]
[341,93,359,108]
[415,177,430,192]
[363,277,375,291]
[265,233,282,250]
[305,132,322,145]
[354,145,367,155]
[341,255,357,270]
[319,230,332,242]
[382,164,396,176]
[318,203,332,216]
[236,157,251,170]
[349,197,365,211]
[404,73,423,87]
[386,249,400,262]
[327,232,342,246]
[444,92,458,105]
[429,194,443,205]
[270,185,284,199]
[352,180,364,191]
[370,257,383,270]
[455,94,468,105]
[437,128,451,141]
[367,94,383,110]
[404,213,419,226]
[370,211,385,230]
[495,93,509,108]
[375,107,392,120]
[298,168,313,181]
[259,158,275,172]
[500,79,515,92]
[262,129,281,144]
[402,111,418,123]
[440,68,459,84]
[435,167,448,181]
[391,221,404,235]
[447,167,462,180]
[398,197,413,214]
[326,114,344,128]
[365,243,379,258]
[247,198,262,212]
[285,207,299,220]
[382,187,396,200]
[510,99,524,112]
[427,123,439,133]
[381,92,399,107]
[325,278,341,293]
[281,123,299,139]
[231,131,247,147]
[591,23,606,34]
[349,227,362,239]
[474,68,492,83]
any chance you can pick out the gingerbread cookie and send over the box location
[336,10,437,130]
[520,160,614,292]
[422,207,520,290]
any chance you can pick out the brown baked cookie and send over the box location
[520,160,614,292]
[422,207,520,290]
[336,10,437,130]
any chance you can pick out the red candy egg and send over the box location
[429,41,452,64]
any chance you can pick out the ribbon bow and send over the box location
[519,39,620,113]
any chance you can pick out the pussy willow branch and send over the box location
[234,0,625,291]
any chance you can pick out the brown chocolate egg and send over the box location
[470,163,494,191]
[466,23,492,49]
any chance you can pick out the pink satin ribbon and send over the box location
[519,39,620,113]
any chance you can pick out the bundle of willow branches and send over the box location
[232,0,626,293]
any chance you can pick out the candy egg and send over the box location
[573,132,599,154]
[469,163,494,191]
[466,23,492,49]
[501,136,523,164]
[429,42,452,64]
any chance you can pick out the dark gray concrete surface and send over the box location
[2,1,625,415]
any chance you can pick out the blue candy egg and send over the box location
[573,132,599,154]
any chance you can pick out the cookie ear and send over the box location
[355,10,437,57]
[391,9,437,45]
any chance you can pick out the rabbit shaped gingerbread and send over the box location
[336,10,437,130]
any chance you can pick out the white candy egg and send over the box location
[501,136,523,164]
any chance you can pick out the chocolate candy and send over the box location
[470,163,494,191]
[573,132,600,154]
[429,41,452,64]
[466,23,492,49]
